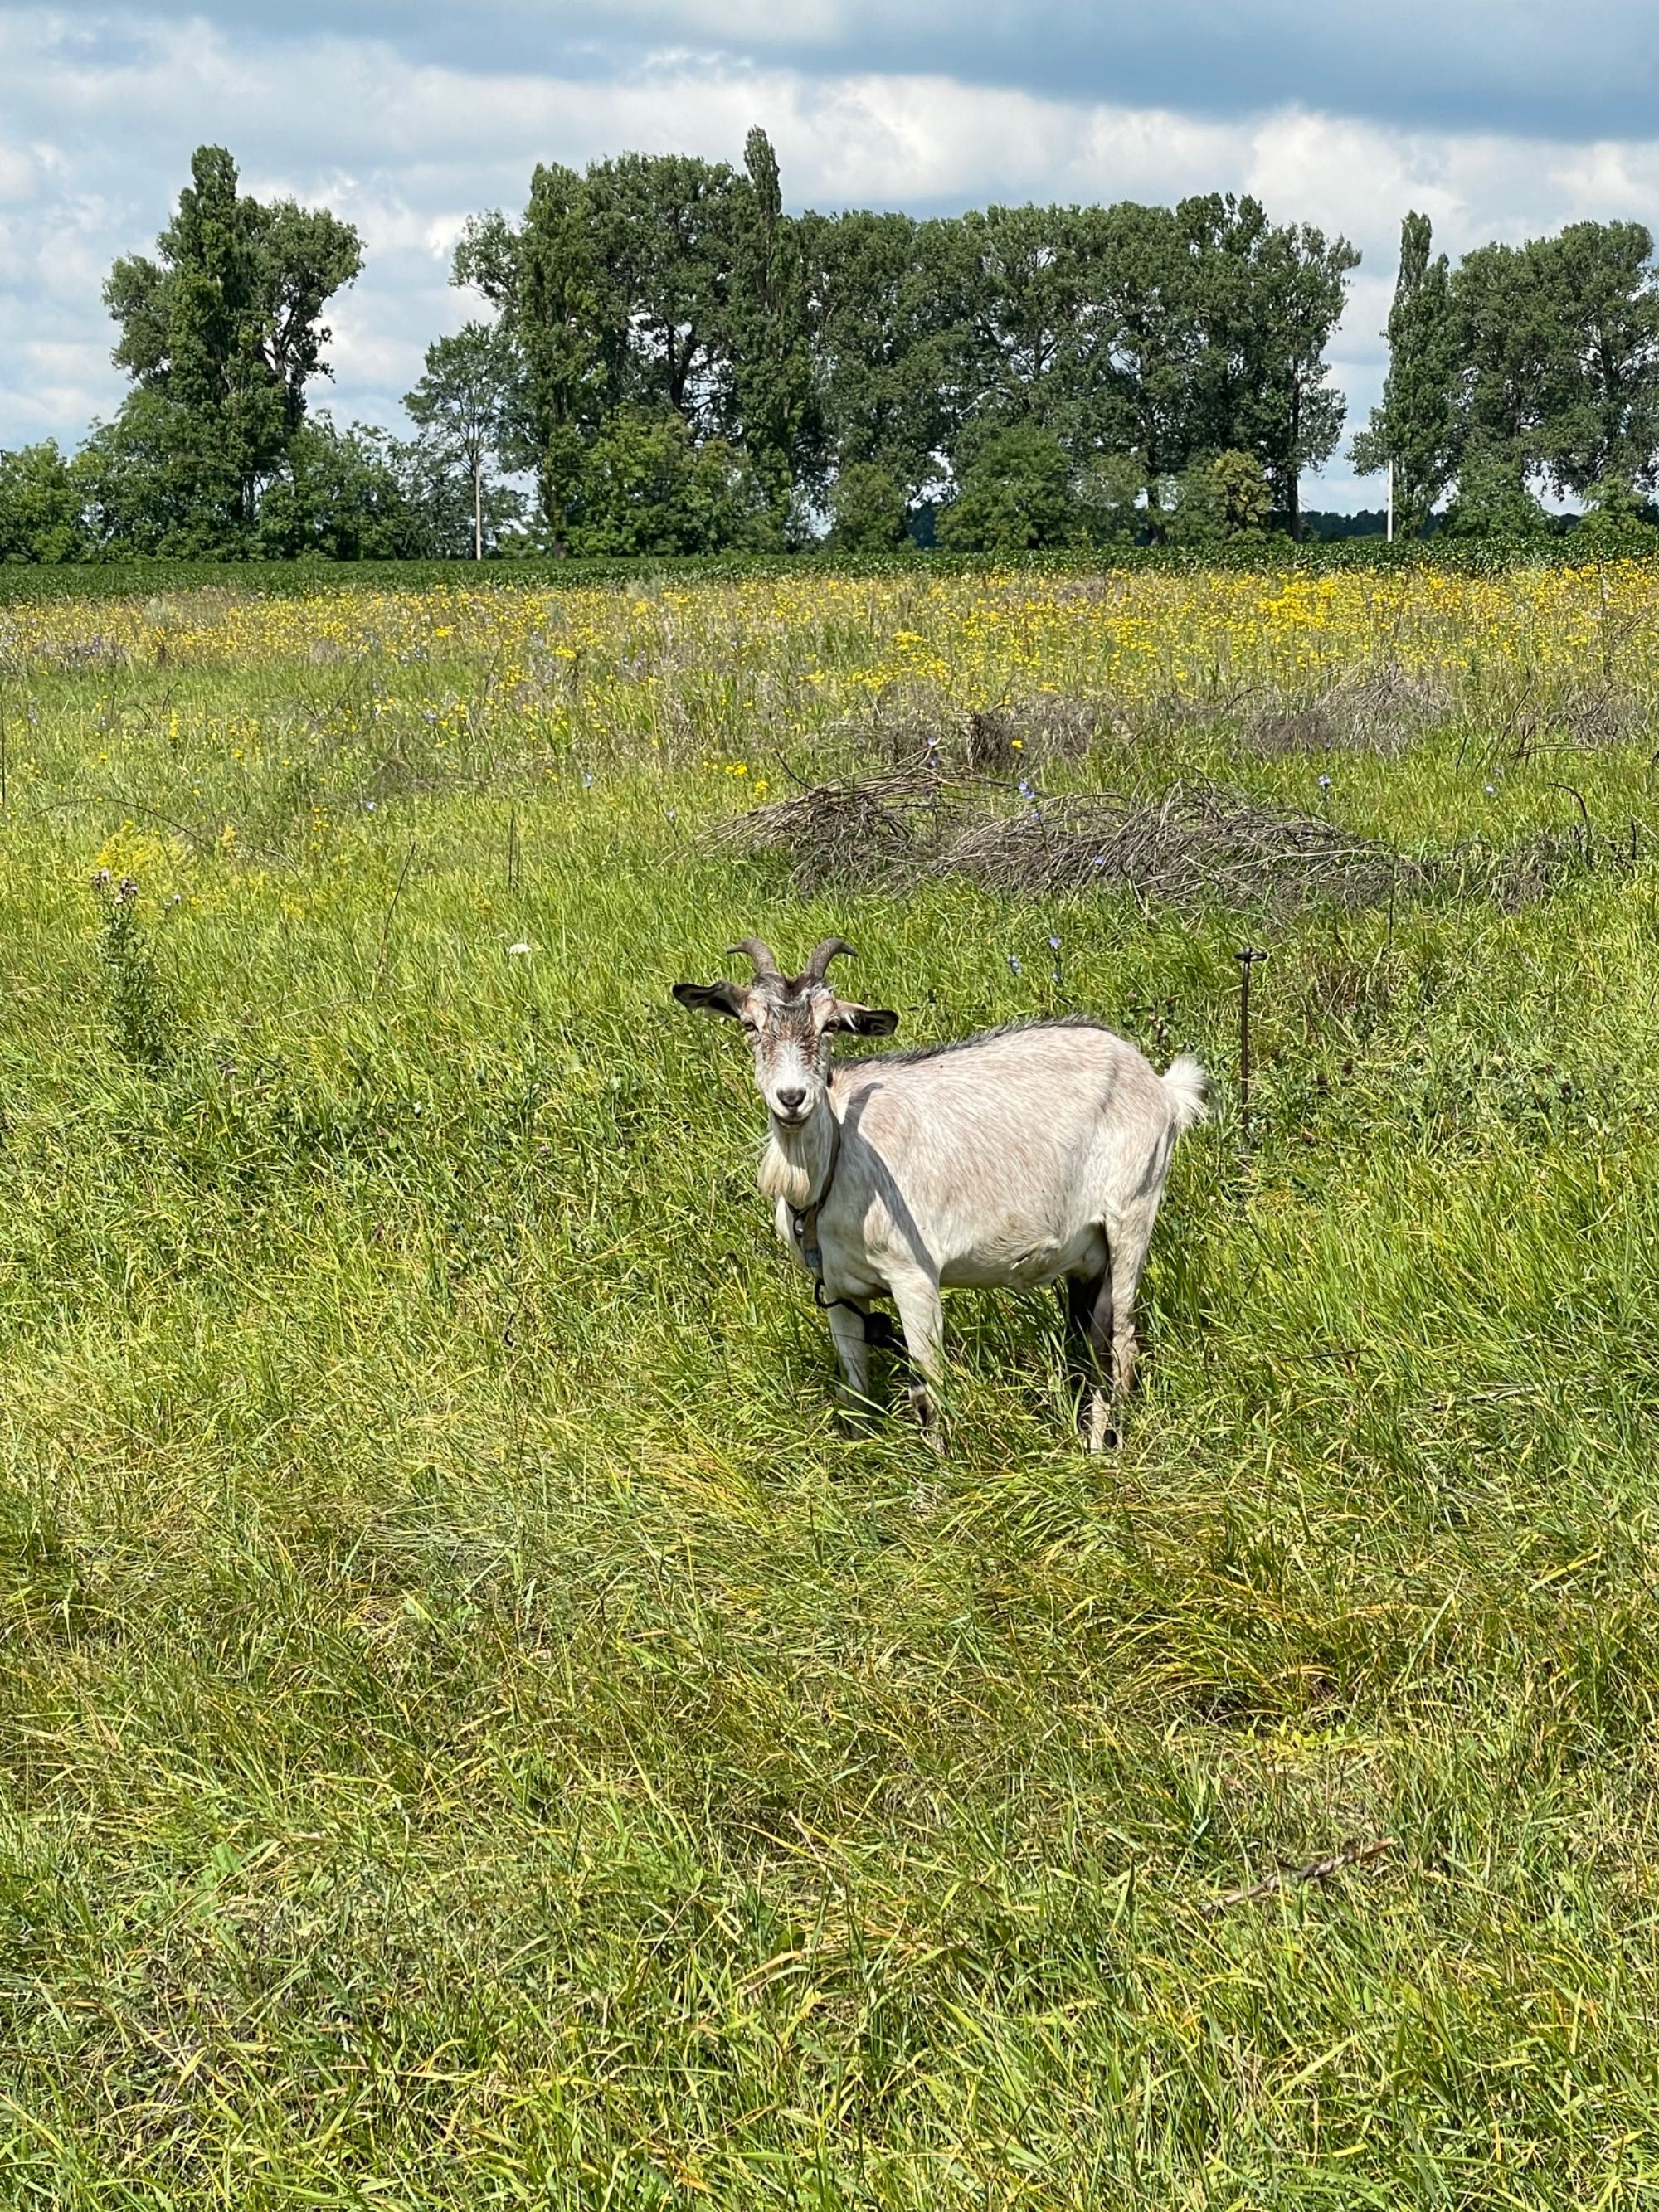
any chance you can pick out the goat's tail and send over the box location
[1161,1055,1209,1134]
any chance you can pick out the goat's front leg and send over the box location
[888,1268,946,1451]
[825,1297,873,1413]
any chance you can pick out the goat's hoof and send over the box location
[909,1386,945,1453]
[1084,1396,1120,1454]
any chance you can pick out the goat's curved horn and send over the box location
[803,936,857,984]
[726,936,781,980]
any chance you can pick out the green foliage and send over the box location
[1452,221,1659,498]
[394,429,527,561]
[100,144,362,552]
[584,151,743,431]
[1441,455,1558,543]
[1450,237,1579,488]
[1175,195,1358,534]
[5,532,1657,613]
[797,192,1355,532]
[1574,473,1659,554]
[727,128,820,524]
[67,138,1367,562]
[403,321,523,560]
[1167,448,1274,545]
[1351,211,1460,536]
[1077,200,1200,503]
[69,406,448,565]
[1537,222,1659,493]
[825,460,911,552]
[253,418,430,562]
[956,202,1093,442]
[483,161,625,556]
[1074,449,1150,544]
[796,209,974,505]
[92,875,181,1072]
[565,407,776,556]
[937,425,1080,552]
[71,390,230,558]
[46,139,1659,571]
[1361,214,1659,532]
[0,440,85,562]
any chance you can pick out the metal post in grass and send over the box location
[1236,947,1267,1140]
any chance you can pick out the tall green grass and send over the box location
[1,581,1658,2205]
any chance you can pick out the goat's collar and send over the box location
[786,1109,842,1281]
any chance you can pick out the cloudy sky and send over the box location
[3,2,1658,507]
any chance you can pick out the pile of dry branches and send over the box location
[711,767,1422,916]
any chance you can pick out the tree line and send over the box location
[1357,211,1659,543]
[1,139,1657,563]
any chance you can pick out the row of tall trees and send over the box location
[1355,212,1659,537]
[446,132,1358,550]
[0,134,1362,560]
[10,139,1658,561]
[0,145,536,562]
[0,147,506,562]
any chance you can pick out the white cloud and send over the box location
[5,11,1659,506]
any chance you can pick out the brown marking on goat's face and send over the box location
[743,976,843,1124]
[671,966,898,1127]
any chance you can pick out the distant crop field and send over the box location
[3,561,1659,2205]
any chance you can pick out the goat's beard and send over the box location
[757,1102,833,1210]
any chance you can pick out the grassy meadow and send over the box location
[3,560,1659,2204]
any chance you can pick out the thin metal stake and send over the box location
[1386,843,1398,955]
[1236,946,1267,1138]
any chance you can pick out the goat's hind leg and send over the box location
[1063,1257,1117,1454]
[1105,1194,1163,1403]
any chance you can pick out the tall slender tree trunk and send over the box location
[540,456,567,560]
[474,462,483,561]
[1286,372,1303,541]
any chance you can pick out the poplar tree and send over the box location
[1071,200,1206,537]
[506,163,617,557]
[957,202,1092,444]
[101,145,361,549]
[446,140,1367,555]
[584,152,741,430]
[800,209,975,502]
[1350,212,1459,535]
[1444,236,1564,486]
[727,126,818,526]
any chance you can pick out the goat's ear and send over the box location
[673,980,749,1021]
[832,1000,899,1038]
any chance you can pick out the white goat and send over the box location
[674,936,1205,1448]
